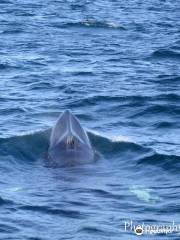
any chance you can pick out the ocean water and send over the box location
[0,0,180,239]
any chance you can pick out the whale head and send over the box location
[48,110,94,167]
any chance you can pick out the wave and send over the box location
[19,205,86,219]
[68,95,149,108]
[68,95,180,117]
[153,121,177,129]
[151,49,180,60]
[1,29,23,34]
[0,129,50,162]
[0,196,14,206]
[157,75,180,84]
[0,0,13,4]
[87,131,151,156]
[72,71,95,76]
[0,129,179,172]
[52,19,126,30]
[0,63,14,70]
[0,61,24,70]
[131,104,180,118]
[157,93,180,102]
[0,129,148,161]
[137,152,180,173]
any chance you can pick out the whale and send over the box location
[47,110,95,167]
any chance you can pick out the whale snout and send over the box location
[47,110,95,167]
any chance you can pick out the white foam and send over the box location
[87,129,132,143]
[8,187,23,192]
[130,186,161,203]
[14,128,47,137]
[111,135,131,142]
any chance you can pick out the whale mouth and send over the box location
[66,135,75,150]
[66,135,74,145]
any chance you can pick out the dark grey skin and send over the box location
[48,110,95,167]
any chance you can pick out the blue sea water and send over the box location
[0,0,180,239]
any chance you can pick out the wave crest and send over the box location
[0,129,178,172]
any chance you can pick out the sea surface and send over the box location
[0,0,180,239]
